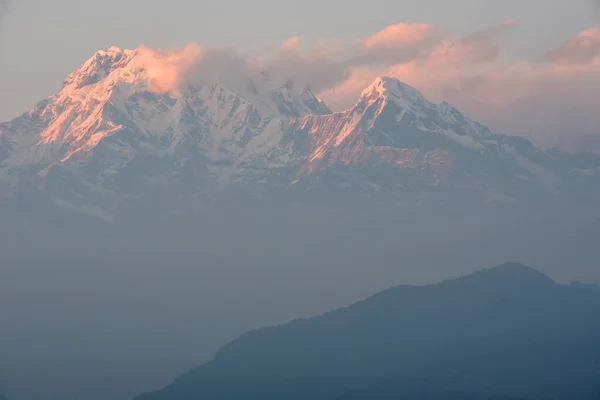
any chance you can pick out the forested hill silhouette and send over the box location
[135,263,600,400]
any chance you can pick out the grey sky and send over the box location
[0,0,598,123]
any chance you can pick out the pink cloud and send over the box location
[320,22,519,110]
[134,45,264,96]
[125,23,600,152]
[350,23,440,66]
[266,23,441,95]
[426,20,518,66]
[280,36,302,51]
[448,60,600,151]
[318,67,381,109]
[319,26,600,151]
[360,23,438,49]
[135,44,203,93]
[548,28,600,65]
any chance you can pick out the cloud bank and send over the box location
[132,21,600,152]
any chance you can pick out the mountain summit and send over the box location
[0,46,599,221]
[454,262,556,287]
[134,263,600,400]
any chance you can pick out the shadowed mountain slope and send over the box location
[135,263,600,400]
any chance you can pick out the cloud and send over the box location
[547,28,600,65]
[133,36,352,96]
[280,36,302,51]
[134,44,204,93]
[320,21,520,111]
[434,60,600,152]
[318,25,600,152]
[129,22,600,152]
[251,23,441,94]
[426,20,518,66]
[349,23,441,66]
[179,47,256,90]
[255,37,350,92]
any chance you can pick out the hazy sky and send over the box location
[1,0,599,149]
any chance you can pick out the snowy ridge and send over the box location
[359,76,492,138]
[0,48,598,220]
[359,77,431,114]
[0,46,326,177]
[292,76,496,177]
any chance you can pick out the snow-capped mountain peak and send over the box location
[355,76,492,139]
[0,48,598,221]
[1,46,334,167]
[359,76,430,110]
[62,46,137,90]
[59,46,330,118]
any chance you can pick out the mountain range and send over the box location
[1,46,599,223]
[134,263,600,400]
